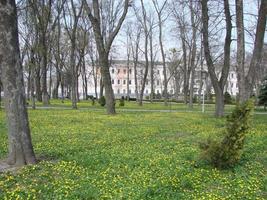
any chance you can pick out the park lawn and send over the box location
[30,98,238,113]
[0,109,266,199]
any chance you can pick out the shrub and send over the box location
[91,98,95,106]
[98,96,106,107]
[200,100,254,169]
[119,96,125,107]
[224,92,232,104]
[258,76,267,110]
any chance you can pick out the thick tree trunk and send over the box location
[244,0,267,101]
[101,54,116,114]
[214,87,225,117]
[0,0,36,166]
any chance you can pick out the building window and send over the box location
[146,90,148,94]
[112,79,114,84]
[141,70,143,74]
[117,69,120,74]
[118,79,120,84]
[129,69,132,74]
[123,89,126,94]
[157,90,159,94]
[231,73,234,78]
[117,89,120,94]
[123,80,126,85]
[123,69,127,74]
[129,89,131,94]
[157,80,160,86]
[129,80,132,85]
[111,69,114,73]
[157,70,160,75]
[146,80,148,85]
[170,90,173,94]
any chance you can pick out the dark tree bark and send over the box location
[201,0,232,117]
[0,0,36,167]
[244,0,267,101]
[0,81,2,110]
[85,0,130,114]
[235,0,246,103]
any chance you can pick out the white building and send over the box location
[79,60,239,99]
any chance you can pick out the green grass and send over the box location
[0,108,266,199]
[29,99,240,113]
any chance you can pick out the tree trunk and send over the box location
[188,0,197,109]
[149,33,154,102]
[35,66,42,102]
[0,0,36,166]
[215,87,225,117]
[201,0,232,117]
[52,70,60,99]
[99,77,104,98]
[0,83,2,110]
[27,68,31,101]
[182,37,188,104]
[244,0,267,100]
[189,68,196,108]
[40,33,49,106]
[101,54,116,114]
[70,40,78,109]
[235,0,246,103]
[126,51,130,101]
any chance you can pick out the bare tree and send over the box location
[84,0,130,114]
[130,24,142,101]
[152,0,169,106]
[0,0,36,168]
[201,0,232,117]
[135,0,150,106]
[63,0,84,109]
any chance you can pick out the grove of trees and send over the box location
[0,0,266,167]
